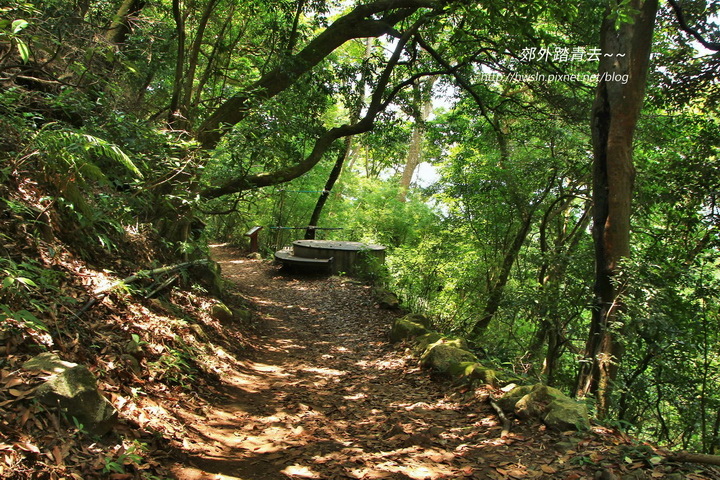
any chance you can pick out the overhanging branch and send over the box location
[196,0,442,149]
[667,0,720,51]
[200,16,433,199]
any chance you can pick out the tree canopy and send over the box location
[2,0,720,460]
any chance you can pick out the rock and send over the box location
[190,261,223,297]
[232,307,253,323]
[401,313,432,328]
[412,332,444,354]
[210,302,234,323]
[500,383,589,431]
[420,343,478,376]
[125,338,143,357]
[497,385,534,413]
[119,354,141,375]
[189,323,207,340]
[543,398,590,431]
[373,287,400,310]
[246,252,262,260]
[22,352,117,435]
[389,318,429,343]
[455,362,498,386]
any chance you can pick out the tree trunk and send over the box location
[575,0,658,418]
[168,0,186,128]
[304,139,350,239]
[399,76,437,202]
[105,0,145,46]
[180,0,221,125]
[470,211,534,338]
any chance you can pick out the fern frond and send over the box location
[77,133,144,179]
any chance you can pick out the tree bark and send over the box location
[168,0,186,127]
[399,76,437,202]
[180,0,221,125]
[105,0,145,45]
[470,210,534,337]
[575,0,658,418]
[304,141,349,239]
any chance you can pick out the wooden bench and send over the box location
[274,250,334,272]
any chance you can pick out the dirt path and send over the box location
[165,246,720,480]
[170,246,517,480]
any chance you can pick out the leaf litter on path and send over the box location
[169,246,720,480]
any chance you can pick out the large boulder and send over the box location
[500,383,589,431]
[23,352,118,435]
[389,317,429,343]
[420,343,478,376]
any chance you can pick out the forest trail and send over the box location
[166,246,715,480]
[170,245,525,480]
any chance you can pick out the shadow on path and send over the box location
[171,246,510,480]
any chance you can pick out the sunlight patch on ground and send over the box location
[223,259,247,265]
[246,361,290,375]
[343,392,367,400]
[300,366,347,376]
[281,464,322,478]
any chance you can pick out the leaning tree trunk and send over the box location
[105,0,145,45]
[304,138,352,239]
[399,76,437,202]
[305,39,372,239]
[575,0,658,418]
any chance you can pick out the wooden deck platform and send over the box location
[274,240,385,275]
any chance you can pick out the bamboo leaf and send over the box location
[11,19,28,33]
[16,38,29,63]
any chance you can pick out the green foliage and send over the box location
[0,255,72,343]
[149,341,198,387]
[0,17,30,62]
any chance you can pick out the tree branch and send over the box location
[667,0,720,52]
[196,0,442,149]
[200,16,431,198]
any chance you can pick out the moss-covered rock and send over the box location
[445,361,498,386]
[543,398,590,431]
[420,343,478,376]
[389,318,429,342]
[412,332,443,354]
[232,306,253,323]
[401,313,432,328]
[498,384,534,413]
[210,302,234,323]
[413,334,468,355]
[23,352,118,435]
[500,383,589,431]
[373,287,400,310]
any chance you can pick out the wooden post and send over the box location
[245,226,263,252]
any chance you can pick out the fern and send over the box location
[32,124,144,220]
[47,130,144,180]
[74,133,144,179]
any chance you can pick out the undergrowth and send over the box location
[0,94,252,479]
